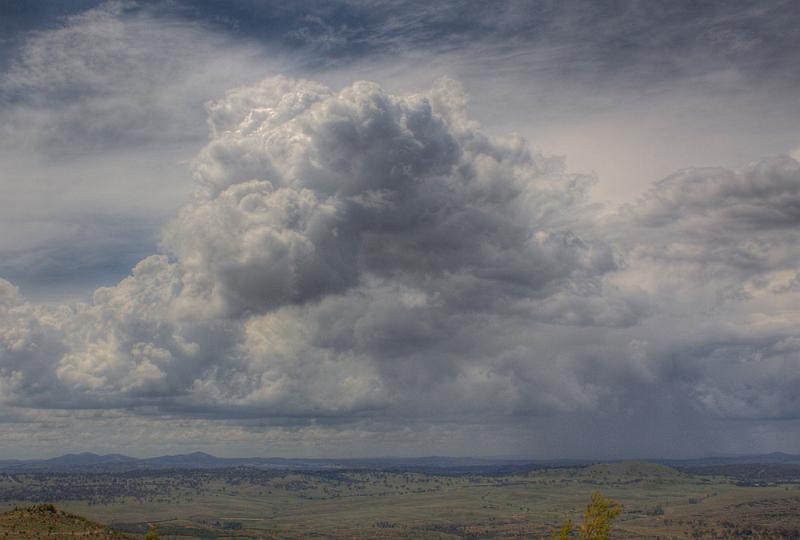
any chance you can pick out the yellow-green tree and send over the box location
[553,492,622,540]
[553,519,576,540]
[144,526,161,540]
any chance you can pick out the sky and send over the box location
[0,0,800,459]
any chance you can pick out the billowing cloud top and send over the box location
[2,76,800,457]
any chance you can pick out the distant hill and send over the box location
[42,452,138,467]
[0,451,798,473]
[0,504,132,539]
[0,452,550,473]
[653,452,800,468]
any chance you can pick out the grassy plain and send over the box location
[1,462,799,539]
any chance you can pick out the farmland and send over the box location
[1,462,799,538]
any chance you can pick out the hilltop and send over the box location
[582,460,687,479]
[527,460,691,488]
[0,504,132,539]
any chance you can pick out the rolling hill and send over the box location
[0,504,132,539]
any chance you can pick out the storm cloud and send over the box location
[1,78,617,413]
[1,73,799,458]
[2,1,800,459]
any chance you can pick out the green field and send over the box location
[1,462,799,539]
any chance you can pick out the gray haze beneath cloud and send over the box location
[1,1,799,458]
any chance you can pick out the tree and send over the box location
[553,519,576,540]
[144,526,161,540]
[553,492,622,540]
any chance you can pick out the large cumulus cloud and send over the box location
[2,76,800,456]
[0,77,623,415]
[165,78,614,317]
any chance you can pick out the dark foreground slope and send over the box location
[0,504,132,539]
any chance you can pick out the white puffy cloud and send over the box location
[0,77,622,417]
[166,77,617,318]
